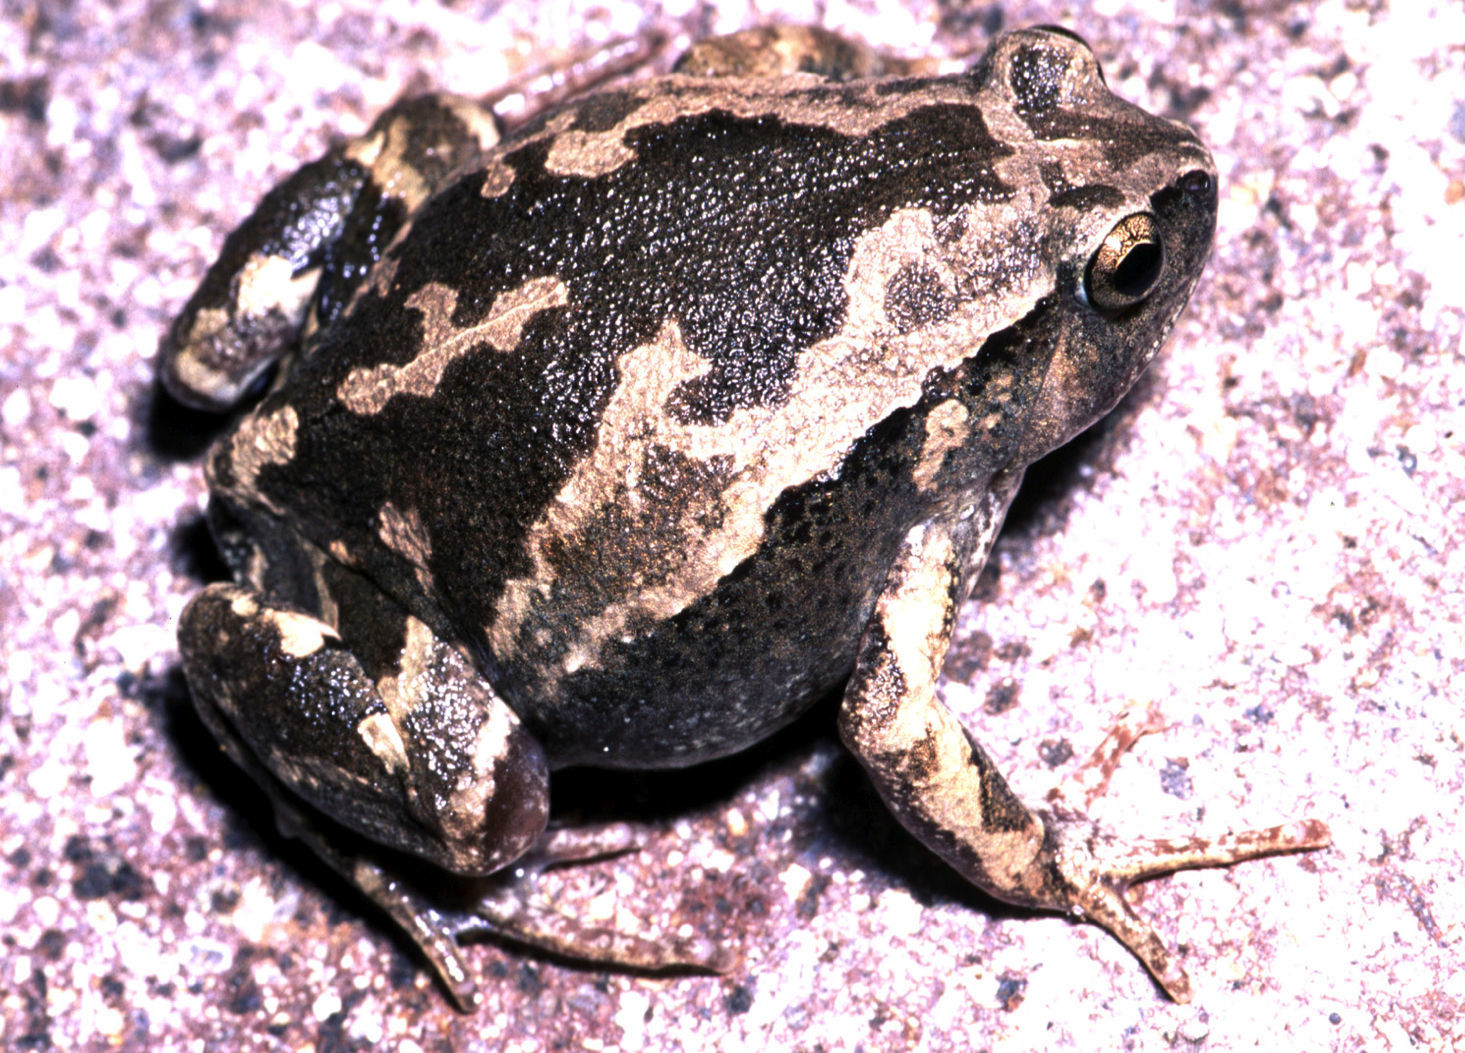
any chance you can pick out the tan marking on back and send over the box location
[378,502,435,593]
[479,109,581,201]
[337,277,569,414]
[224,405,299,510]
[538,75,984,179]
[356,253,399,307]
[491,202,1053,676]
[490,320,713,667]
[478,163,516,199]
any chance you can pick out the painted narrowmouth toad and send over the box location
[161,25,1329,1005]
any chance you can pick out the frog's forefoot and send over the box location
[840,518,1332,1001]
[1019,814,1332,1002]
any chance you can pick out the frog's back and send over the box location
[210,41,1215,765]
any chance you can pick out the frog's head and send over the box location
[965,26,1220,466]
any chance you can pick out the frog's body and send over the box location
[162,26,1327,1007]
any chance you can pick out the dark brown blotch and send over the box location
[1049,184,1125,212]
[1008,42,1071,118]
[884,262,956,334]
[542,445,736,601]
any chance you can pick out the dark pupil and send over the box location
[1113,242,1162,299]
[1181,169,1212,195]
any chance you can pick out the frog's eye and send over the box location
[1084,212,1164,312]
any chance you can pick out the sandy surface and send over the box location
[2,1,1460,1049]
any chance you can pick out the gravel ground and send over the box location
[2,1,1460,1050]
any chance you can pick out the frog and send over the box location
[160,24,1330,1007]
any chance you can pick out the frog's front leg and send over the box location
[178,580,550,1004]
[838,506,1331,1003]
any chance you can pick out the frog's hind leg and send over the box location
[179,574,733,1006]
[178,581,551,874]
[160,93,501,412]
[673,24,944,80]
[177,579,551,1005]
[836,515,1331,1002]
[428,823,737,998]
